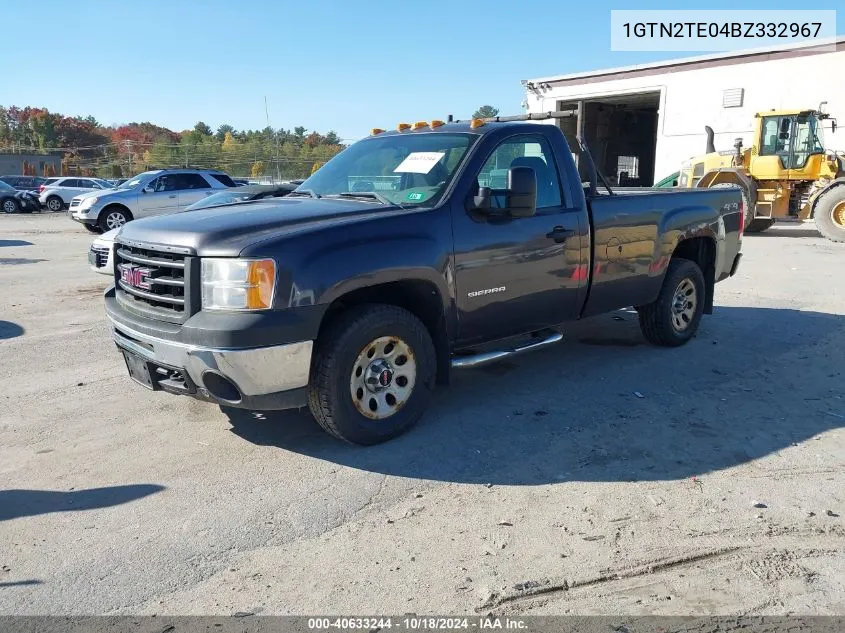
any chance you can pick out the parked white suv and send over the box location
[70,169,236,232]
[39,177,113,211]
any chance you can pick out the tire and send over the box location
[746,218,775,233]
[98,206,131,232]
[638,258,706,347]
[45,196,64,212]
[813,185,845,243]
[2,197,20,214]
[83,224,102,234]
[308,304,436,445]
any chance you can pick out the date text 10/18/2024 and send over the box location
[308,617,528,630]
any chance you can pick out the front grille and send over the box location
[90,245,109,268]
[70,198,81,208]
[115,243,188,317]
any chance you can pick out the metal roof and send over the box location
[524,35,845,86]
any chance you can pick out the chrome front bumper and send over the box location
[109,317,313,409]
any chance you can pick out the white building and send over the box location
[523,37,845,186]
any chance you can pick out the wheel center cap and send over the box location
[364,359,393,392]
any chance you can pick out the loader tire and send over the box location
[813,186,845,243]
[746,218,775,233]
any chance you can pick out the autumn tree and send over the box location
[250,160,265,177]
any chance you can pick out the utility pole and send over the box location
[125,140,133,175]
[266,96,281,182]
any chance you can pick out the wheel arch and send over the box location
[98,203,134,224]
[670,236,717,315]
[317,279,451,385]
[810,177,845,217]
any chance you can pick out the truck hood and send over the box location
[116,197,397,256]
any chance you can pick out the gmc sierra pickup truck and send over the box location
[104,113,744,445]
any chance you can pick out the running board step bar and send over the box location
[451,330,564,369]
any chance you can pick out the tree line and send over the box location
[0,106,345,179]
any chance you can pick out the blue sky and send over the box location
[2,0,842,141]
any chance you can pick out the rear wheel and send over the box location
[99,207,131,231]
[814,186,845,243]
[2,197,19,214]
[308,304,436,445]
[45,196,63,212]
[638,258,706,347]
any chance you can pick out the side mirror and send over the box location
[832,120,838,134]
[142,185,154,194]
[506,166,537,217]
[471,186,492,211]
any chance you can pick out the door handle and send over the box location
[546,226,575,243]
[168,195,177,199]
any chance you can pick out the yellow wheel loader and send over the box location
[678,106,845,241]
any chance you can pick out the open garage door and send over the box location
[556,92,660,187]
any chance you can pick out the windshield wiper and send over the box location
[329,191,401,207]
[288,189,321,199]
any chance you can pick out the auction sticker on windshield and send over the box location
[394,152,445,174]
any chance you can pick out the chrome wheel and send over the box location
[671,278,697,332]
[106,211,127,230]
[350,335,417,420]
[46,197,62,211]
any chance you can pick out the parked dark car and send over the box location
[1,180,41,213]
[106,115,744,445]
[183,183,297,211]
[0,175,47,192]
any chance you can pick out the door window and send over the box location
[477,136,562,209]
[62,179,80,188]
[170,173,212,190]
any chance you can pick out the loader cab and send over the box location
[753,110,827,179]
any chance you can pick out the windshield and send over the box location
[297,132,477,206]
[0,180,14,192]
[184,191,257,211]
[116,172,156,190]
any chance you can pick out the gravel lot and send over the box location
[0,213,843,616]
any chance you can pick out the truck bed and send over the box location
[582,187,743,317]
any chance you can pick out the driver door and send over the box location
[451,134,587,345]
[136,175,178,218]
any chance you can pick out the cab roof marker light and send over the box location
[430,120,445,128]
[371,128,385,135]
[470,118,485,129]
[412,121,428,130]
[397,123,411,131]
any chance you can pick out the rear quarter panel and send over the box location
[583,188,741,317]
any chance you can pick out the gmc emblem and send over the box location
[120,264,152,290]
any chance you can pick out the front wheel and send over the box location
[99,207,130,231]
[308,304,436,445]
[2,197,20,214]
[813,186,845,243]
[638,258,706,347]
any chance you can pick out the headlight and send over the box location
[201,258,276,311]
[80,196,98,209]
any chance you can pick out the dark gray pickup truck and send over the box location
[105,114,744,444]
